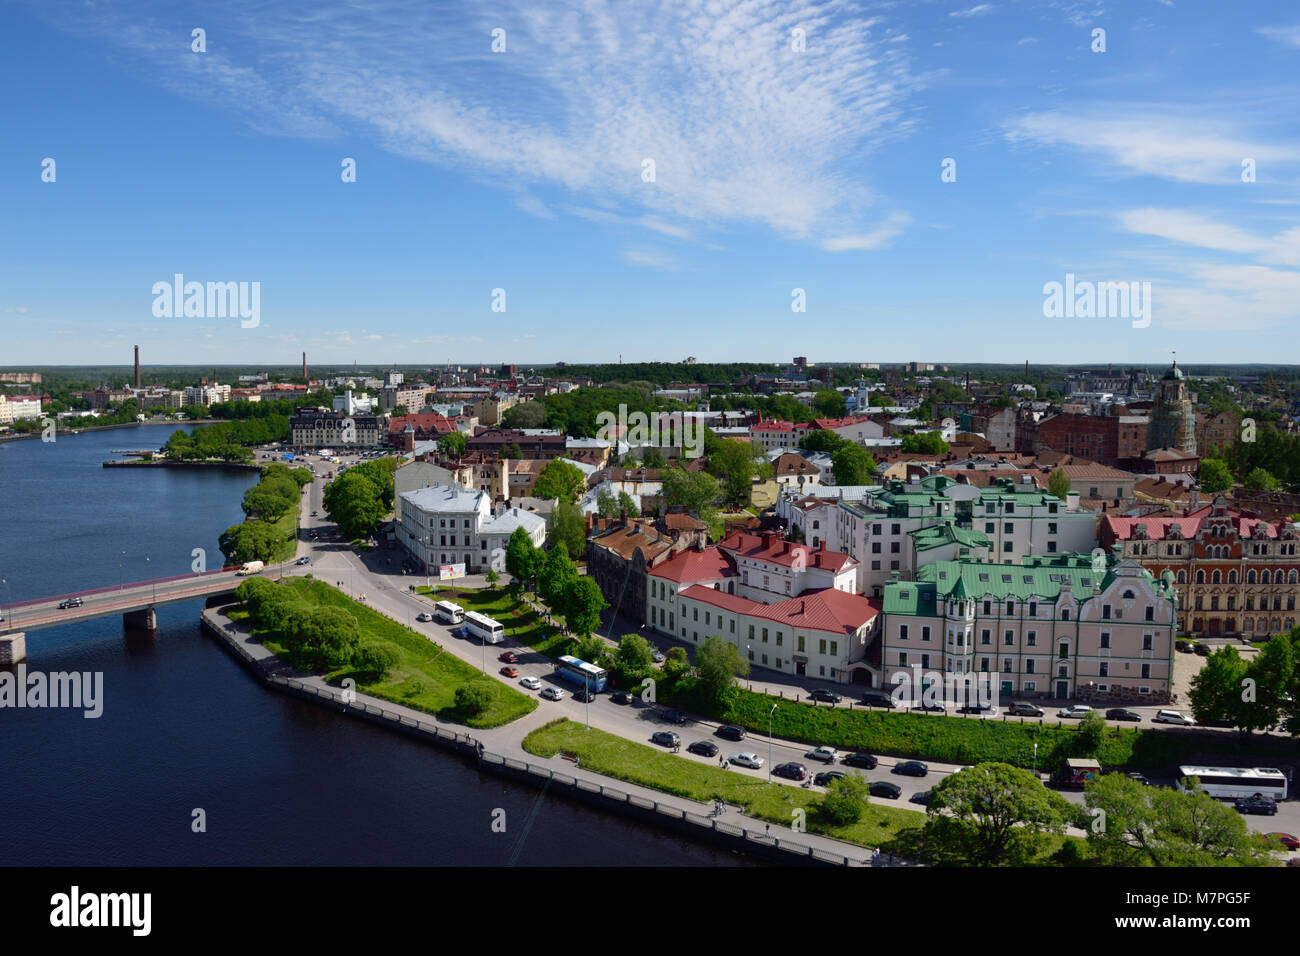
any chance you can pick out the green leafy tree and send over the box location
[355,641,400,675]
[534,460,587,503]
[485,567,500,588]
[596,489,621,518]
[694,636,749,705]
[573,635,613,669]
[800,430,848,454]
[502,442,525,460]
[900,431,950,455]
[1077,710,1107,754]
[241,487,294,522]
[614,632,654,683]
[438,431,467,459]
[662,466,720,513]
[831,443,876,486]
[662,646,691,681]
[1243,634,1294,735]
[641,446,666,468]
[820,774,872,825]
[547,500,588,558]
[1188,644,1250,732]
[1048,468,1071,501]
[1084,773,1270,866]
[219,521,283,564]
[1244,467,1280,491]
[562,576,607,637]
[504,526,541,592]
[323,471,387,539]
[539,542,579,608]
[926,763,1074,865]
[617,491,640,518]
[455,683,492,716]
[705,439,766,508]
[1198,458,1233,493]
[501,401,548,428]
[812,390,846,418]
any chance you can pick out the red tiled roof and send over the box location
[648,546,737,583]
[388,413,456,435]
[680,585,879,635]
[718,531,855,572]
[751,419,795,432]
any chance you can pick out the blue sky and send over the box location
[3,0,1299,367]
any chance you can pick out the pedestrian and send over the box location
[765,824,771,839]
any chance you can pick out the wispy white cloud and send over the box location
[950,5,994,18]
[622,248,684,269]
[820,212,910,251]
[1257,24,1300,48]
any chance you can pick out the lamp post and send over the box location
[767,703,777,783]
[1033,741,1038,777]
[119,551,126,590]
[2,578,13,630]
[146,556,155,604]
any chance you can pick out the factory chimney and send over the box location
[134,345,141,388]
[302,352,307,382]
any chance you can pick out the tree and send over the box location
[534,460,586,503]
[241,487,294,522]
[663,646,691,681]
[662,466,720,513]
[539,542,579,608]
[455,683,492,716]
[705,439,766,508]
[485,567,499,588]
[438,432,467,459]
[1084,773,1270,866]
[1188,644,1250,733]
[504,526,540,592]
[1245,467,1280,491]
[502,442,525,460]
[900,431,950,455]
[614,632,654,682]
[562,576,607,637]
[641,446,666,468]
[1077,710,1107,754]
[820,774,872,825]
[801,430,847,454]
[1243,634,1294,735]
[501,401,548,429]
[812,390,846,418]
[219,520,283,564]
[1048,468,1071,501]
[547,500,588,559]
[322,470,387,539]
[1199,458,1233,493]
[831,444,876,486]
[695,636,749,705]
[596,489,621,519]
[925,763,1074,864]
[356,641,400,675]
[392,405,409,417]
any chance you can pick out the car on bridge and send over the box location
[58,597,83,609]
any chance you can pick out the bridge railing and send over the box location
[6,567,240,608]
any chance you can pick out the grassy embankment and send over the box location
[251,577,537,729]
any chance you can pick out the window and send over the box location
[776,632,784,647]
[985,522,995,533]
[1145,606,1154,621]
[1100,631,1110,648]
[899,652,908,666]
[819,639,827,655]
[797,635,805,652]
[1061,607,1070,620]
[1099,662,1109,677]
[1006,601,1014,615]
[1004,523,1014,533]
[1140,663,1151,679]
[1102,604,1111,619]
[1003,542,1013,552]
[983,601,992,615]
[1003,660,1013,673]
[1029,602,1037,616]
[890,542,900,553]
[1058,641,1068,659]
[1025,660,1035,674]
[872,542,881,553]
[1142,634,1152,651]
[1003,630,1014,646]
[1026,631,1037,646]
[981,629,991,645]
[899,624,909,640]
[921,626,931,642]
[762,627,768,643]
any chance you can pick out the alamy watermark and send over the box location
[152,274,260,328]
[595,404,705,459]
[1042,273,1150,328]
[0,665,103,718]
[890,665,998,711]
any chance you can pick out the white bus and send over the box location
[464,611,505,644]
[1176,766,1288,800]
[434,600,465,625]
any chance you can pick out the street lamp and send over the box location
[146,556,155,604]
[2,578,13,630]
[1033,741,1038,777]
[119,550,127,590]
[767,703,777,783]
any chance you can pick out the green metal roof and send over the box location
[909,521,991,552]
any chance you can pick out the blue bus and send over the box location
[554,655,609,693]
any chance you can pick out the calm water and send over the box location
[0,426,745,866]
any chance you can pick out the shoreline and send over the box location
[0,419,218,443]
[103,459,263,471]
[199,601,863,867]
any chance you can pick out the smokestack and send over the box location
[134,345,141,389]
[302,352,307,381]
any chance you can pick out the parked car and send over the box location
[58,597,83,609]
[540,687,566,701]
[728,752,764,769]
[860,692,897,709]
[1057,705,1094,719]
[894,761,929,777]
[1125,772,1152,786]
[1007,702,1045,717]
[688,740,719,758]
[499,665,520,678]
[1106,708,1142,722]
[295,556,311,566]
[572,689,596,703]
[660,709,687,725]
[772,762,808,781]
[310,510,318,516]
[416,611,433,622]
[958,703,999,716]
[650,648,666,663]
[1175,640,1193,653]
[910,788,937,806]
[869,781,902,800]
[651,731,680,748]
[715,724,746,741]
[611,690,633,705]
[1267,832,1300,850]
[913,701,946,713]
[1153,710,1195,726]
[1195,643,1211,656]
[1234,793,1279,816]
[520,676,542,691]
[498,651,519,663]
[842,752,879,770]
[805,746,839,764]
[814,770,846,787]
[808,689,843,704]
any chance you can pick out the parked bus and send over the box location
[554,655,609,693]
[464,611,505,644]
[1176,766,1288,800]
[434,601,465,625]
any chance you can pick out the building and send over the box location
[396,483,545,573]
[333,390,376,416]
[1100,495,1300,638]
[772,452,822,491]
[387,413,456,446]
[646,531,882,683]
[1196,410,1239,456]
[467,427,566,460]
[1146,361,1197,454]
[586,513,707,621]
[881,551,1179,704]
[1035,412,1119,465]
[0,394,44,422]
[290,409,383,448]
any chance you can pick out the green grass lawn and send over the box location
[523,718,925,850]
[255,578,537,728]
[664,678,1300,772]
